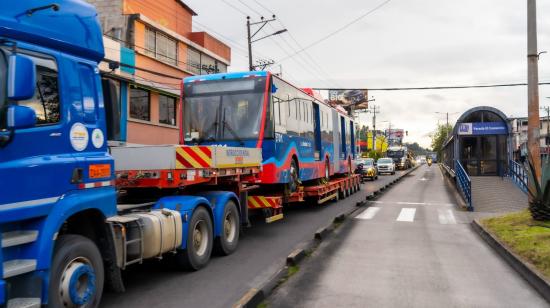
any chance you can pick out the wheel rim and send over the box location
[193,219,209,257]
[224,210,237,243]
[59,257,96,308]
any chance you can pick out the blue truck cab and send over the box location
[0,1,116,307]
[0,1,243,307]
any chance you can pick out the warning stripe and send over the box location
[247,196,281,209]
[175,146,212,169]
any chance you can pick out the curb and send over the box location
[472,220,550,304]
[234,166,420,307]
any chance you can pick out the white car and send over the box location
[376,157,396,175]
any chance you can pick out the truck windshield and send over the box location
[387,150,404,158]
[183,77,267,143]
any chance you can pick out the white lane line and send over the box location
[396,208,416,222]
[369,200,455,207]
[355,207,381,220]
[438,209,457,224]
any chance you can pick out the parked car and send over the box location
[355,158,378,181]
[377,157,396,175]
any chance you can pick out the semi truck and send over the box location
[0,1,361,307]
[0,2,267,307]
[386,146,412,170]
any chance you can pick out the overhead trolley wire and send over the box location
[277,0,393,63]
[315,82,550,91]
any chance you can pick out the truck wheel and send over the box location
[215,200,240,256]
[176,207,213,271]
[48,235,104,308]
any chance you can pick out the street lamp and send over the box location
[247,16,287,71]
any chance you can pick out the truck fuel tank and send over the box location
[126,209,183,260]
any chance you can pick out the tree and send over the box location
[431,124,453,160]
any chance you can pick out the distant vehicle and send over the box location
[387,146,412,170]
[377,158,396,175]
[355,158,378,181]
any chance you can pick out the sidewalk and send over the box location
[267,166,547,307]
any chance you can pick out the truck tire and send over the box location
[48,235,104,308]
[215,200,240,256]
[175,207,213,271]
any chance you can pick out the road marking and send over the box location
[396,208,416,222]
[355,207,380,220]
[438,209,457,224]
[368,200,455,207]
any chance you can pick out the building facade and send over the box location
[88,0,231,144]
[509,116,550,160]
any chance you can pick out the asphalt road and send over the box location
[101,170,407,308]
[267,165,548,307]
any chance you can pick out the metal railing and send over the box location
[508,159,528,194]
[454,160,473,211]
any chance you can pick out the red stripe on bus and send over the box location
[256,73,271,148]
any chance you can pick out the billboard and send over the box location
[328,89,369,110]
[386,129,405,144]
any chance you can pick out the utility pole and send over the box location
[527,0,542,181]
[366,105,379,151]
[246,16,287,71]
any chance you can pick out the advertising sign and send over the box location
[328,89,369,109]
[458,122,507,135]
[386,129,404,144]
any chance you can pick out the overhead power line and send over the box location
[277,0,393,63]
[315,82,550,91]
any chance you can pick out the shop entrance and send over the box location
[460,135,507,176]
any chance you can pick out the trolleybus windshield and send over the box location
[184,77,267,143]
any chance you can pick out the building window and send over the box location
[144,27,177,66]
[159,94,177,126]
[201,54,216,74]
[187,47,201,75]
[217,61,227,73]
[130,87,150,121]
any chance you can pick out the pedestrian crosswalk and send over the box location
[396,208,416,222]
[355,204,460,225]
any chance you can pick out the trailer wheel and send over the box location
[175,207,213,271]
[48,235,104,308]
[215,200,240,256]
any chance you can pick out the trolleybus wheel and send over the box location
[215,200,240,256]
[49,235,104,308]
[288,159,299,192]
[175,207,213,271]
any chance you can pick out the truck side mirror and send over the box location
[7,54,36,100]
[7,105,36,129]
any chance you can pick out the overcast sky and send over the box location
[185,0,550,148]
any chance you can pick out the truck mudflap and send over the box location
[247,196,284,223]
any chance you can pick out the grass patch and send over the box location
[481,210,550,279]
[288,265,300,277]
[257,302,268,308]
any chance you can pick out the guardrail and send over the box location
[455,160,473,211]
[508,160,528,194]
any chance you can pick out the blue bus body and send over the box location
[183,71,357,185]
